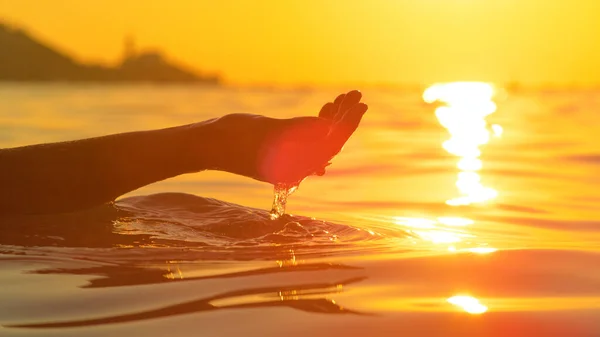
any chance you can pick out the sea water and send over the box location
[269,183,298,220]
[0,84,599,336]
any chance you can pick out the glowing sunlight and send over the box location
[393,216,496,253]
[447,295,488,314]
[423,82,501,206]
[389,83,505,254]
[2,2,599,335]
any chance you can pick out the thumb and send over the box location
[330,103,368,150]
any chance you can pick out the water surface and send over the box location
[0,84,598,336]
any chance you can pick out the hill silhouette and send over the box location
[0,23,219,84]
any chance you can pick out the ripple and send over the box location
[115,193,382,248]
[0,193,403,262]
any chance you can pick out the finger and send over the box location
[318,102,336,120]
[281,117,331,142]
[338,90,362,117]
[333,93,346,105]
[333,90,361,122]
[317,161,332,175]
[330,103,368,150]
[339,102,368,132]
[303,164,328,180]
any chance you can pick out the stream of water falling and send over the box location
[269,183,298,220]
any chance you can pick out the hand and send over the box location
[0,90,366,215]
[203,90,368,185]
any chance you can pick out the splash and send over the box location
[269,183,298,220]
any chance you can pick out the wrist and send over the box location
[186,114,262,180]
[177,118,252,176]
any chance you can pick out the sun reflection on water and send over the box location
[423,82,501,206]
[390,82,503,253]
[394,216,497,251]
[447,295,488,314]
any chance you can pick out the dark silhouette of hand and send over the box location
[0,90,367,215]
[203,90,368,185]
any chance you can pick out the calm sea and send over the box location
[0,83,599,336]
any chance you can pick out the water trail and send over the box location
[269,183,298,220]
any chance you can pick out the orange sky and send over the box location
[1,0,599,86]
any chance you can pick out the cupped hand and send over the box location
[204,90,368,185]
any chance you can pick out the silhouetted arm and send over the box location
[0,123,210,215]
[0,90,367,216]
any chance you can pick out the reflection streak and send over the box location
[390,82,503,254]
[447,295,488,314]
[393,216,498,252]
[423,82,501,206]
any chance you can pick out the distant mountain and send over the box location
[0,23,220,84]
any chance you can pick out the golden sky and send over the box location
[1,0,599,86]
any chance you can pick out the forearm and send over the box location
[0,122,212,215]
